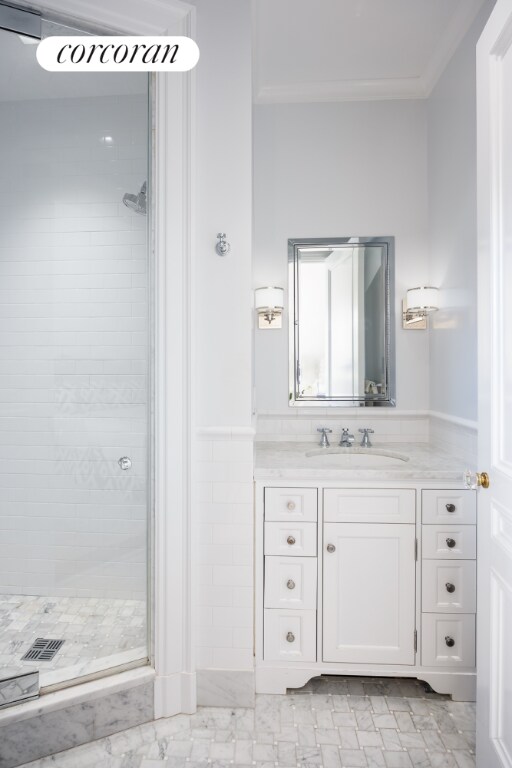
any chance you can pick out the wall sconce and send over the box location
[255,287,284,329]
[402,286,440,330]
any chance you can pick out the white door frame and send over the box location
[15,0,196,718]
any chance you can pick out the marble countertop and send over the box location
[254,441,469,482]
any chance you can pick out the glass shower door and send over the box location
[0,10,151,699]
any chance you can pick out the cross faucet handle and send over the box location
[317,427,332,447]
[359,428,375,447]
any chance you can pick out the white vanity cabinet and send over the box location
[256,481,477,701]
[323,522,416,665]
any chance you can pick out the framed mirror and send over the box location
[289,236,395,407]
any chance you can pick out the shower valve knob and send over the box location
[216,233,231,256]
[118,457,132,470]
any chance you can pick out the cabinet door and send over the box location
[323,523,416,665]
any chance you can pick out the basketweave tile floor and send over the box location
[0,595,146,688]
[20,676,476,768]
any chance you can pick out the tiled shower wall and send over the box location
[0,94,148,600]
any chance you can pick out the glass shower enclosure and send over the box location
[0,2,151,706]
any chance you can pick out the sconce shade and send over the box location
[255,286,284,310]
[406,286,439,313]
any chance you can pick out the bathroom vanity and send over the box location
[254,442,476,701]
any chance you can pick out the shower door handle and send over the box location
[118,457,132,470]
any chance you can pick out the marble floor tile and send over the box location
[18,676,475,768]
[0,595,146,688]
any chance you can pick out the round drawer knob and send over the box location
[286,579,296,590]
[445,636,455,647]
[287,501,296,511]
[287,536,296,546]
[446,503,456,513]
[446,538,456,549]
[446,582,456,593]
[326,543,336,553]
[286,632,295,643]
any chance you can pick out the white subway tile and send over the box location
[197,585,233,608]
[211,648,253,669]
[198,545,233,566]
[211,524,252,546]
[196,626,233,648]
[212,482,253,504]
[213,565,252,588]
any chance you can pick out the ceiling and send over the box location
[253,0,488,103]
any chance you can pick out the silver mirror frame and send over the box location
[288,236,396,408]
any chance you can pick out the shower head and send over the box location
[123,181,147,215]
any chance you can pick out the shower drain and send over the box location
[21,638,65,662]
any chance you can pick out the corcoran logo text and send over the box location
[37,36,199,72]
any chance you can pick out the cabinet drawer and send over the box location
[264,556,317,610]
[264,608,316,662]
[422,560,476,613]
[265,522,317,556]
[324,488,415,524]
[265,487,317,522]
[421,613,475,668]
[422,490,476,525]
[422,525,476,560]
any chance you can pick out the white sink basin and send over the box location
[304,447,409,468]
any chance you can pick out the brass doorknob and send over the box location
[464,469,490,489]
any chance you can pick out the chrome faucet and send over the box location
[317,427,332,447]
[339,428,355,447]
[359,428,375,447]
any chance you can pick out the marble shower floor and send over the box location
[0,595,146,688]
[20,676,476,768]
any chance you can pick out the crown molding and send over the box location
[255,76,428,104]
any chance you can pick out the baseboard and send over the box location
[154,670,197,718]
[197,669,255,708]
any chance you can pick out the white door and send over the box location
[323,523,416,665]
[477,2,512,765]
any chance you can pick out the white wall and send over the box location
[191,0,255,689]
[0,94,148,600]
[193,0,253,430]
[253,100,430,414]
[427,1,495,423]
